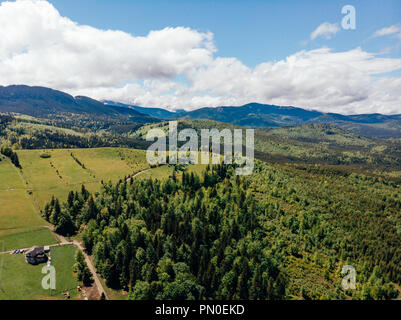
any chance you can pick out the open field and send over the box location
[16,148,150,209]
[0,158,45,237]
[0,228,58,252]
[1,148,150,246]
[0,244,77,300]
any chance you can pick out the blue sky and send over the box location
[48,0,401,65]
[0,0,400,114]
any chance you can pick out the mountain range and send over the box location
[181,104,401,138]
[1,85,401,138]
[0,85,156,123]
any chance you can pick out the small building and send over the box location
[25,246,48,265]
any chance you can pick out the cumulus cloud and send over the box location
[0,0,401,115]
[81,48,401,114]
[310,22,340,40]
[0,0,215,89]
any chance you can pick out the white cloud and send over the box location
[0,0,215,89]
[0,0,401,115]
[82,48,401,114]
[310,22,340,40]
[372,24,401,38]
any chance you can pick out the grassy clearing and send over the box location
[50,245,79,299]
[0,244,77,300]
[137,163,208,181]
[1,147,149,241]
[72,148,148,183]
[16,148,149,208]
[0,158,45,237]
[0,228,58,252]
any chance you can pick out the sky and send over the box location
[0,0,400,114]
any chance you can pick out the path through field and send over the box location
[126,168,151,182]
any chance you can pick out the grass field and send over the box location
[17,148,150,209]
[0,244,78,300]
[137,163,209,181]
[1,147,150,246]
[0,158,45,238]
[0,228,58,252]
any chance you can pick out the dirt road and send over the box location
[71,239,108,300]
[52,231,109,300]
[126,168,151,182]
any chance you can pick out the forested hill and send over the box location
[42,162,401,300]
[2,84,401,138]
[133,120,401,180]
[103,100,180,119]
[0,85,157,123]
[177,103,401,138]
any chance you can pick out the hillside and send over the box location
[0,113,152,150]
[1,122,401,300]
[103,100,181,119]
[0,147,151,239]
[133,120,401,179]
[178,103,401,138]
[2,85,401,138]
[0,85,157,123]
[180,103,323,127]
[41,160,401,300]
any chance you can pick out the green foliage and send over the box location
[46,165,286,300]
[1,146,21,168]
[249,161,401,299]
[0,113,152,150]
[74,250,93,286]
[40,153,51,158]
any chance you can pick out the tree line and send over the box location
[1,146,21,168]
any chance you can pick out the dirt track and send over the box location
[50,228,109,300]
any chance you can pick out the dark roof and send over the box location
[26,246,45,257]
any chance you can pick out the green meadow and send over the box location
[0,228,58,252]
[0,158,45,238]
[137,163,208,181]
[17,148,150,209]
[1,147,151,249]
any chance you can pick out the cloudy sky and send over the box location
[0,0,400,114]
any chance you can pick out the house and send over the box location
[25,246,48,265]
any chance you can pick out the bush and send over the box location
[40,153,51,159]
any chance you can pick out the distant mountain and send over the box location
[179,103,323,127]
[2,86,401,138]
[0,85,157,123]
[103,100,184,119]
[178,103,401,138]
